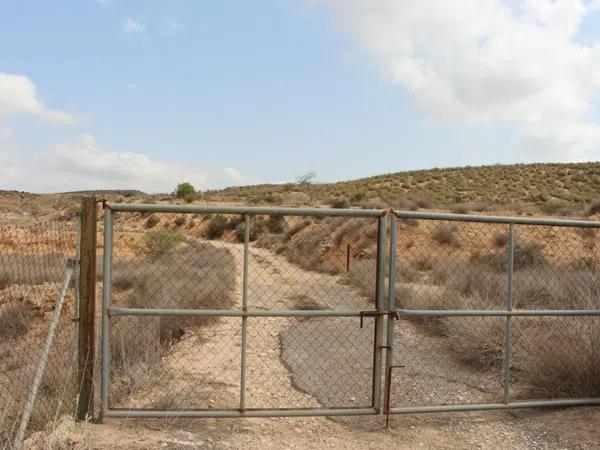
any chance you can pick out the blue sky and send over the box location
[1,1,599,193]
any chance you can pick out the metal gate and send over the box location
[385,211,600,419]
[100,203,387,419]
[99,203,600,421]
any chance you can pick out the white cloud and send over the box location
[123,18,145,34]
[0,73,75,125]
[1,134,249,193]
[588,0,600,13]
[321,0,600,159]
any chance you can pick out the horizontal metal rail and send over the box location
[396,308,600,317]
[394,210,600,228]
[109,307,378,317]
[389,398,600,414]
[108,202,387,218]
[105,407,377,418]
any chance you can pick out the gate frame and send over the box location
[98,204,600,421]
[385,210,600,418]
[99,203,388,420]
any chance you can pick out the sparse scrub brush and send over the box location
[330,198,350,209]
[206,215,228,240]
[137,228,184,259]
[266,215,285,233]
[145,214,159,229]
[432,224,458,246]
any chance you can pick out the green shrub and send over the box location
[174,182,197,203]
[137,229,184,259]
[206,215,228,240]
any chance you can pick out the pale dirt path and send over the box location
[66,243,600,449]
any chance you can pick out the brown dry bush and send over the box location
[432,224,458,246]
[492,232,509,248]
[410,253,600,396]
[145,214,159,228]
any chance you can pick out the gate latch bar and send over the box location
[359,310,378,328]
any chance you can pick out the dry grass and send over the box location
[0,305,75,447]
[397,252,600,397]
[109,241,236,401]
[0,254,66,288]
[0,301,30,339]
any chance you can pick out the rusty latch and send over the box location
[359,310,378,328]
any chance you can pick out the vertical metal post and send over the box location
[384,214,397,421]
[346,244,351,272]
[239,214,250,411]
[503,223,515,404]
[372,216,387,412]
[100,206,113,421]
[76,197,97,421]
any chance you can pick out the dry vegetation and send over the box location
[397,240,600,398]
[105,235,236,404]
[4,162,600,445]
[207,162,600,215]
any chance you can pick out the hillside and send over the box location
[3,162,600,225]
[209,162,600,215]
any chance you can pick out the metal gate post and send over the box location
[502,223,515,403]
[239,214,250,411]
[100,205,113,422]
[384,213,397,422]
[372,215,387,413]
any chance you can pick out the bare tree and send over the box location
[296,171,317,202]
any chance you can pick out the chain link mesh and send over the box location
[106,211,379,412]
[389,217,600,410]
[0,220,77,446]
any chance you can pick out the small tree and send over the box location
[174,182,197,203]
[296,171,317,202]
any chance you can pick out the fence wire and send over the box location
[389,217,600,411]
[104,211,380,414]
[0,220,77,447]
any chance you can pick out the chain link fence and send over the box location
[6,201,600,443]
[387,211,600,416]
[0,220,78,447]
[101,206,385,417]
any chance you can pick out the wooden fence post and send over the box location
[76,196,97,421]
